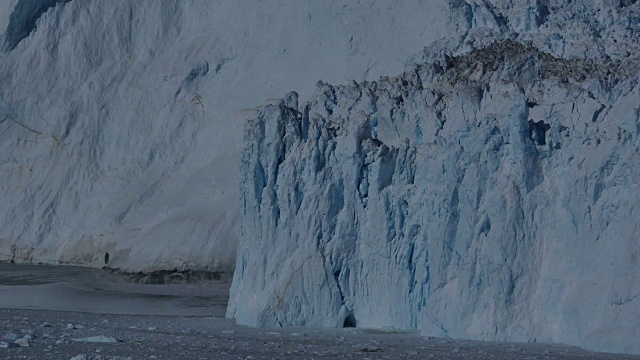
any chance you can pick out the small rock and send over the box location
[361,347,383,353]
[69,355,88,360]
[15,337,30,347]
[40,322,51,328]
[4,332,18,340]
[147,326,157,331]
[0,341,19,348]
[71,335,122,343]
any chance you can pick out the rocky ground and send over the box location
[3,309,640,360]
[2,264,639,359]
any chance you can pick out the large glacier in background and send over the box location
[0,0,449,272]
[228,4,640,354]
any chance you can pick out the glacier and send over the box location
[228,3,640,355]
[0,0,448,272]
[1,0,640,355]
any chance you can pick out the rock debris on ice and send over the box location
[69,356,132,360]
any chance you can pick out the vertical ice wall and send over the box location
[0,0,451,271]
[229,39,640,353]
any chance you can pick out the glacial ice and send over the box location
[229,30,640,359]
[1,0,640,354]
[0,0,449,272]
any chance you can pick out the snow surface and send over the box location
[0,0,450,272]
[229,2,640,354]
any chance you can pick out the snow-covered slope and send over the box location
[228,1,640,354]
[0,0,449,272]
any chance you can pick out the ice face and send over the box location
[229,39,640,354]
[2,0,640,354]
[0,0,451,272]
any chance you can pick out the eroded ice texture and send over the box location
[0,0,450,272]
[229,38,640,354]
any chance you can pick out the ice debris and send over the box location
[71,336,122,343]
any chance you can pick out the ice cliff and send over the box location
[228,2,640,354]
[0,0,447,272]
[2,0,640,354]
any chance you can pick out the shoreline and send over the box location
[2,264,639,358]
